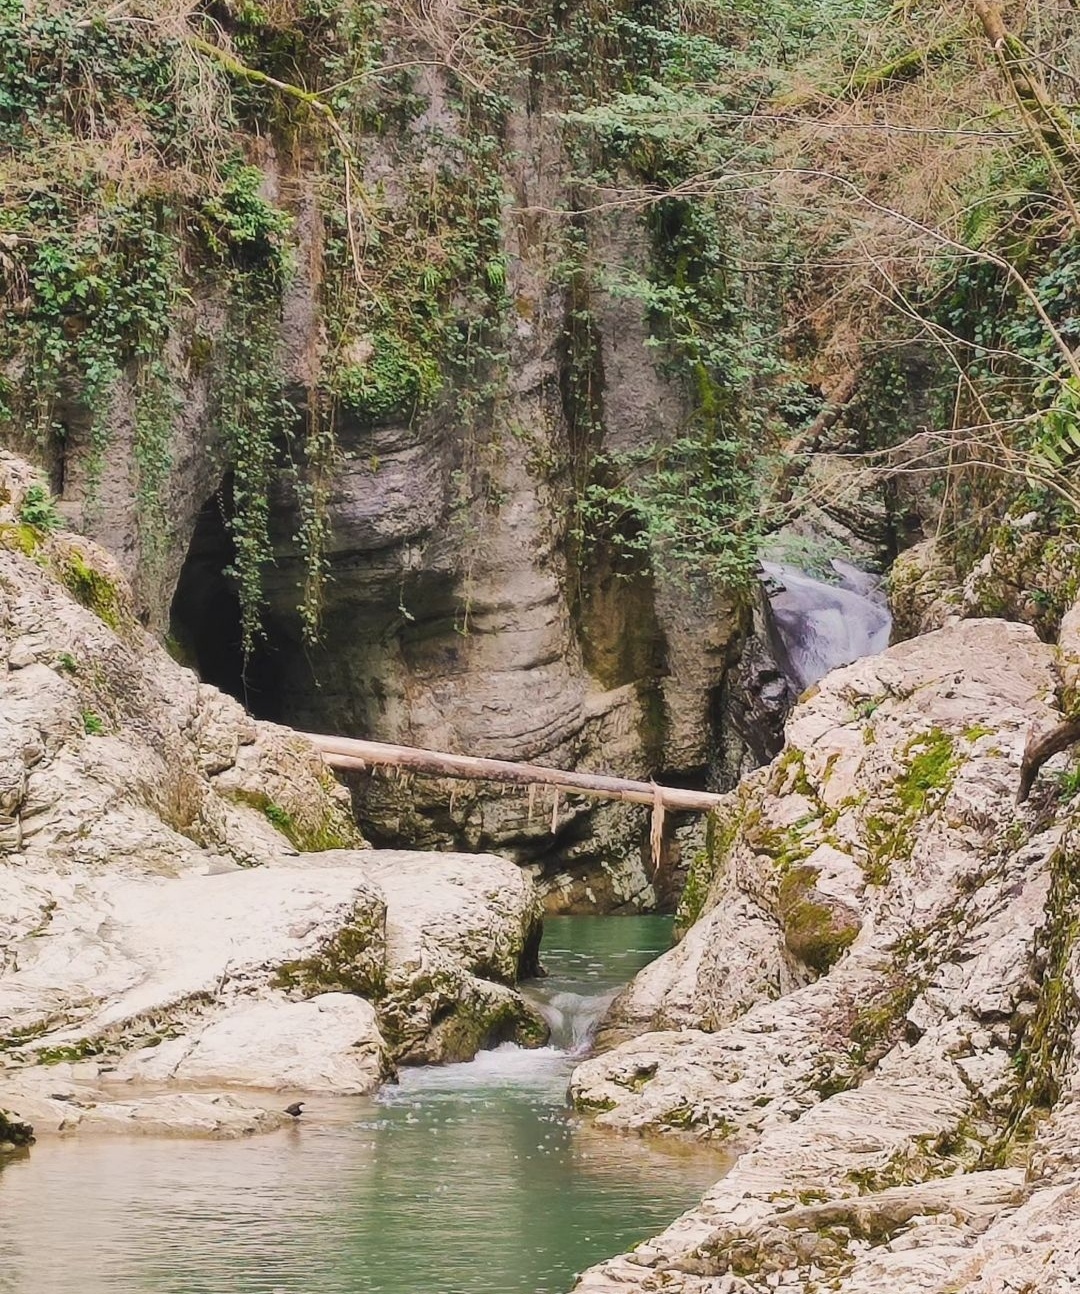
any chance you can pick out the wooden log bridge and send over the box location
[302,733,726,814]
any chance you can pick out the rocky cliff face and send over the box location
[567,609,1080,1292]
[23,125,762,913]
[0,0,829,911]
[0,451,544,1137]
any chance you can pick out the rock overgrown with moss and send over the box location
[568,612,1080,1292]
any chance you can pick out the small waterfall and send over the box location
[389,916,674,1094]
[762,560,891,692]
[522,986,618,1058]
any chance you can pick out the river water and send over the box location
[0,916,727,1294]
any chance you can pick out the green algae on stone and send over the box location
[272,908,387,1000]
[56,549,125,631]
[857,728,957,885]
[777,865,858,974]
[225,785,365,853]
[995,839,1080,1159]
[743,808,816,874]
[0,521,43,556]
[676,806,740,936]
[896,727,956,814]
[422,992,549,1062]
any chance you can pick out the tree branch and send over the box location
[1017,719,1080,803]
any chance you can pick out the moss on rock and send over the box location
[778,864,859,974]
[272,903,387,1000]
[676,806,740,936]
[0,521,43,556]
[225,785,366,853]
[55,548,125,631]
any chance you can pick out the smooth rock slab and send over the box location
[115,992,389,1094]
[1,1079,287,1139]
[0,864,387,1045]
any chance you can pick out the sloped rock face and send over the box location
[568,615,1080,1291]
[30,105,760,912]
[0,453,544,1135]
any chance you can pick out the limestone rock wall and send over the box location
[0,452,545,1136]
[567,613,1080,1291]
[19,84,760,910]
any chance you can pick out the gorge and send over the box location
[7,0,1080,1291]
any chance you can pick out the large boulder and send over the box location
[568,615,1080,1290]
[0,453,545,1135]
[359,850,546,1063]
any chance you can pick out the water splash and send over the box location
[523,987,617,1058]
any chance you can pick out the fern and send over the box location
[1029,377,1080,476]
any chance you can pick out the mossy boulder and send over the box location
[272,888,388,999]
[961,512,1080,640]
[0,1109,35,1156]
[777,864,860,974]
[888,539,963,642]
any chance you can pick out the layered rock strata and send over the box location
[570,615,1080,1291]
[0,453,543,1137]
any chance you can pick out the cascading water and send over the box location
[0,916,728,1294]
[524,987,612,1058]
[761,559,892,692]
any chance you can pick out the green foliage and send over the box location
[1055,763,1080,801]
[199,165,295,654]
[200,166,293,269]
[213,273,293,658]
[554,5,820,592]
[0,0,335,652]
[17,483,60,531]
[81,710,104,735]
[1,193,180,493]
[264,801,296,834]
[321,127,510,432]
[1029,376,1080,477]
[762,532,846,582]
[331,331,441,421]
[575,432,761,587]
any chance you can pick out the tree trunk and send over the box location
[1017,719,1080,803]
[303,732,727,813]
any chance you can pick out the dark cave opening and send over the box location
[169,483,284,722]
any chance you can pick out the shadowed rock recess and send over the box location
[0,452,544,1136]
[567,612,1080,1292]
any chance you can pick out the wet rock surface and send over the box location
[0,1108,34,1155]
